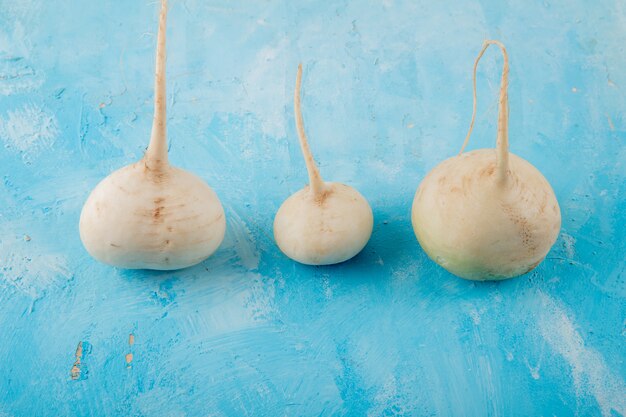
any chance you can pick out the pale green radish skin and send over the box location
[79,0,225,270]
[411,40,561,281]
[412,150,560,280]
[273,64,373,266]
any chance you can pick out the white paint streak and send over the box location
[184,273,274,336]
[467,307,483,325]
[368,159,401,180]
[226,209,260,270]
[368,377,402,416]
[537,292,626,417]
[242,37,289,138]
[322,274,333,300]
[524,357,541,380]
[0,17,44,96]
[0,21,30,58]
[0,237,71,298]
[0,104,59,154]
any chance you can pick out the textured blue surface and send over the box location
[1,0,625,416]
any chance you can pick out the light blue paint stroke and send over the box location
[0,0,624,416]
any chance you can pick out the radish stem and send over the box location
[146,0,168,168]
[459,40,510,184]
[294,63,325,198]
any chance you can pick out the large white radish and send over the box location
[411,40,561,280]
[79,0,225,270]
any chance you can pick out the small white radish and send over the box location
[79,0,225,270]
[273,64,373,265]
[411,40,561,280]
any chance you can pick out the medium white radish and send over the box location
[79,0,225,270]
[411,40,561,280]
[273,64,373,265]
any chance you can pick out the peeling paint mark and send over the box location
[70,342,83,380]
[606,114,615,131]
[126,333,135,368]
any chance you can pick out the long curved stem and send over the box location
[459,40,510,184]
[294,63,325,198]
[145,0,169,168]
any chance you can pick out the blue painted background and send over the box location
[1,0,625,415]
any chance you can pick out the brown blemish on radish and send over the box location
[152,206,165,221]
[479,164,496,178]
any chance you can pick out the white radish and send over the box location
[79,0,225,270]
[411,40,561,280]
[273,64,373,265]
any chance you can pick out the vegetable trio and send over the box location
[79,0,561,281]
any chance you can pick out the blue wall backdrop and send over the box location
[1,0,625,416]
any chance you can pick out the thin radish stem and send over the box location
[459,40,510,184]
[294,63,325,198]
[145,0,169,168]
